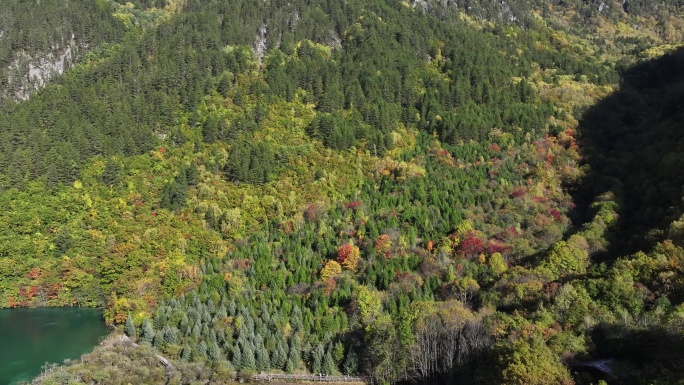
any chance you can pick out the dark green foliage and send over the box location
[160,173,188,211]
[113,0,167,9]
[224,139,277,185]
[312,344,323,374]
[285,357,296,374]
[0,0,569,188]
[163,326,178,344]
[53,227,73,256]
[102,158,123,187]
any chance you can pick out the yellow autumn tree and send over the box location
[488,252,508,276]
[321,260,342,281]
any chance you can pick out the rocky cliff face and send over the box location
[0,0,125,102]
[3,34,85,101]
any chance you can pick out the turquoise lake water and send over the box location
[0,308,109,384]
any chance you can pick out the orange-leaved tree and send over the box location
[375,234,392,257]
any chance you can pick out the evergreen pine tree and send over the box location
[312,349,322,374]
[163,326,179,344]
[191,322,201,338]
[208,341,221,361]
[343,348,359,375]
[285,357,296,373]
[256,344,270,371]
[179,313,189,330]
[101,158,122,186]
[273,341,287,369]
[197,341,208,357]
[152,330,164,348]
[141,318,154,344]
[181,345,192,362]
[242,345,256,370]
[322,351,336,374]
[232,344,243,368]
[124,313,136,338]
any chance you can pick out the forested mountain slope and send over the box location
[0,0,681,384]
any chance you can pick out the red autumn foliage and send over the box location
[533,196,546,203]
[510,187,526,198]
[337,243,354,264]
[490,143,501,153]
[549,208,562,222]
[487,242,510,254]
[457,231,485,259]
[19,286,39,300]
[344,200,361,210]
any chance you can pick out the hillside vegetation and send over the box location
[0,0,681,384]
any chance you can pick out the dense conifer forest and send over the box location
[0,0,682,384]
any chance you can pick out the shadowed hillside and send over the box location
[575,47,684,257]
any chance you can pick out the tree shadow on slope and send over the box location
[587,322,684,385]
[573,47,684,258]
